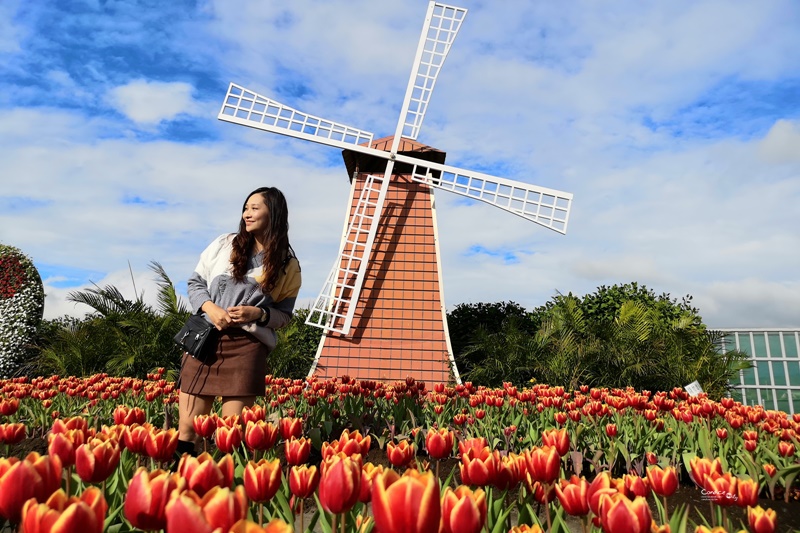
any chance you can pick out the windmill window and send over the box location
[540,206,554,218]
[429,66,439,78]
[432,54,443,67]
[267,105,280,116]
[553,220,565,232]
[468,189,481,198]
[331,131,344,141]
[483,182,498,193]
[279,108,293,118]
[542,194,555,205]
[498,185,512,198]
[345,134,357,144]
[510,199,524,211]
[441,18,453,31]
[249,112,263,122]
[427,28,437,39]
[556,197,570,209]
[424,40,436,52]
[226,96,240,106]
[528,192,541,204]
[222,106,235,116]
[230,86,242,96]
[239,99,254,110]
[275,118,289,129]
[553,209,567,221]
[244,91,256,100]
[512,188,525,199]
[422,52,433,64]
[236,109,249,119]
[253,102,266,113]
[302,126,316,134]
[289,122,302,132]
[436,42,447,54]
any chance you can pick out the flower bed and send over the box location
[0,373,798,532]
[0,245,44,378]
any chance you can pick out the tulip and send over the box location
[736,477,759,508]
[113,405,146,426]
[0,458,40,523]
[778,441,795,458]
[358,463,383,503]
[387,440,415,468]
[144,428,179,463]
[372,469,440,533]
[493,452,522,491]
[318,454,361,514]
[747,505,777,533]
[763,464,777,478]
[459,446,498,487]
[605,424,618,438]
[645,452,659,465]
[622,474,651,499]
[124,468,185,531]
[51,417,90,439]
[241,404,266,426]
[122,424,152,456]
[715,428,728,440]
[528,479,557,505]
[599,493,651,533]
[524,445,561,484]
[21,487,107,533]
[75,438,121,483]
[0,398,19,417]
[193,414,218,440]
[745,439,757,453]
[279,417,303,440]
[178,452,235,496]
[458,437,488,457]
[743,430,758,441]
[689,456,723,489]
[509,526,544,533]
[244,459,282,503]
[703,472,738,506]
[336,429,371,456]
[48,429,85,468]
[541,428,570,457]
[244,421,279,452]
[440,485,486,533]
[229,519,294,533]
[646,465,678,498]
[0,423,25,445]
[284,437,311,466]
[25,452,63,503]
[554,476,590,516]
[587,472,621,516]
[289,464,320,499]
[165,486,248,533]
[215,425,242,454]
[425,428,454,460]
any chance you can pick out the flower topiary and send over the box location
[0,244,45,377]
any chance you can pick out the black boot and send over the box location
[171,439,197,471]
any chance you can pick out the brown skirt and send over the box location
[179,329,267,397]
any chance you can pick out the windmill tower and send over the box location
[218,2,573,384]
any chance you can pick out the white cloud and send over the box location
[107,79,197,124]
[2,0,799,331]
[759,120,800,163]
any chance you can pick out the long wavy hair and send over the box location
[230,187,294,293]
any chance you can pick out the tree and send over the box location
[447,301,539,379]
[269,307,323,380]
[446,283,751,398]
[29,262,188,378]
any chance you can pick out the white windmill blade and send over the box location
[305,170,393,335]
[399,156,573,234]
[392,2,467,145]
[218,83,374,150]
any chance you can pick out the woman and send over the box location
[177,187,301,455]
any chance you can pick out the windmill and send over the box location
[218,2,573,384]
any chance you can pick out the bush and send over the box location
[0,244,45,377]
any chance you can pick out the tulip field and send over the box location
[0,373,798,532]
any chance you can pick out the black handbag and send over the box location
[174,314,217,360]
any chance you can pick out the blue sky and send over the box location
[1,0,799,327]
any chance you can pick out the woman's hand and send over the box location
[201,301,233,330]
[227,305,262,325]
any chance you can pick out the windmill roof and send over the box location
[342,136,447,182]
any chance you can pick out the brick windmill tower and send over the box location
[218,2,573,384]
